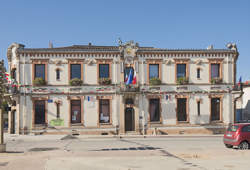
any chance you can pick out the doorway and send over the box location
[211,98,221,121]
[177,98,187,122]
[34,100,46,124]
[71,100,81,124]
[125,107,135,132]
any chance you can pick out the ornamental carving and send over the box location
[119,40,139,64]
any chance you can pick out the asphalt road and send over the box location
[0,134,249,170]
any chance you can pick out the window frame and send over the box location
[32,60,48,83]
[174,59,189,83]
[68,60,84,82]
[149,64,159,79]
[147,60,162,84]
[97,60,112,85]
[208,59,223,83]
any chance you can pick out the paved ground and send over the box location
[0,134,250,170]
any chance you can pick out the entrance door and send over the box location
[177,98,187,121]
[125,108,134,132]
[35,101,46,124]
[211,98,220,121]
[71,100,81,124]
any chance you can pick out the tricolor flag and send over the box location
[125,73,128,82]
[132,71,136,84]
[125,69,133,85]
[238,76,242,85]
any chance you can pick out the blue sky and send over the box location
[0,0,249,80]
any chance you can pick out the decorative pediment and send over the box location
[87,58,97,65]
[195,59,202,65]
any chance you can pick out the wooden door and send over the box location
[177,98,187,121]
[211,98,220,121]
[125,108,134,132]
[71,100,81,124]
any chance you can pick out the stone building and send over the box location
[7,41,240,135]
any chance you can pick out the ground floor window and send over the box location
[149,99,160,122]
[177,98,187,121]
[99,99,110,123]
[211,98,220,121]
[71,100,81,124]
[34,100,46,124]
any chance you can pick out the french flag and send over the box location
[125,73,128,82]
[125,69,133,85]
[132,71,136,84]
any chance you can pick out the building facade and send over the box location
[7,41,240,135]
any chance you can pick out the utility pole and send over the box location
[0,59,6,152]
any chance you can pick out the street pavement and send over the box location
[0,134,250,170]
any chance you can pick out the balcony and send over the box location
[120,84,139,92]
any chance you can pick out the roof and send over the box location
[16,44,237,53]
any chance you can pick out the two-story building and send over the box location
[7,41,240,135]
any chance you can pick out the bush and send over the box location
[99,78,111,85]
[211,78,222,84]
[33,77,46,86]
[69,78,83,86]
[177,77,189,85]
[149,77,161,85]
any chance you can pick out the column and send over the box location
[119,96,125,134]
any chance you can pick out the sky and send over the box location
[0,0,249,81]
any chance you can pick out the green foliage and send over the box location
[99,78,111,85]
[33,77,47,86]
[149,77,161,85]
[69,78,83,86]
[0,60,7,95]
[211,78,222,84]
[177,77,189,85]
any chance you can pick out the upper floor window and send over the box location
[99,64,109,78]
[56,69,60,80]
[149,64,159,79]
[177,64,186,78]
[70,64,81,79]
[197,68,201,79]
[35,64,45,79]
[211,64,220,78]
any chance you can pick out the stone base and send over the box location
[0,144,6,153]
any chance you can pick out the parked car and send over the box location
[223,123,250,149]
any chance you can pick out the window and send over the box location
[56,69,60,80]
[197,101,200,116]
[197,68,200,79]
[34,100,45,124]
[99,64,109,78]
[56,103,60,118]
[242,125,250,132]
[211,64,220,78]
[11,68,16,81]
[99,99,110,123]
[149,99,160,122]
[149,64,159,79]
[35,64,45,79]
[177,64,186,78]
[70,64,81,79]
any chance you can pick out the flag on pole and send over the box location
[125,69,133,85]
[238,76,242,85]
[132,71,136,84]
[125,72,128,82]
